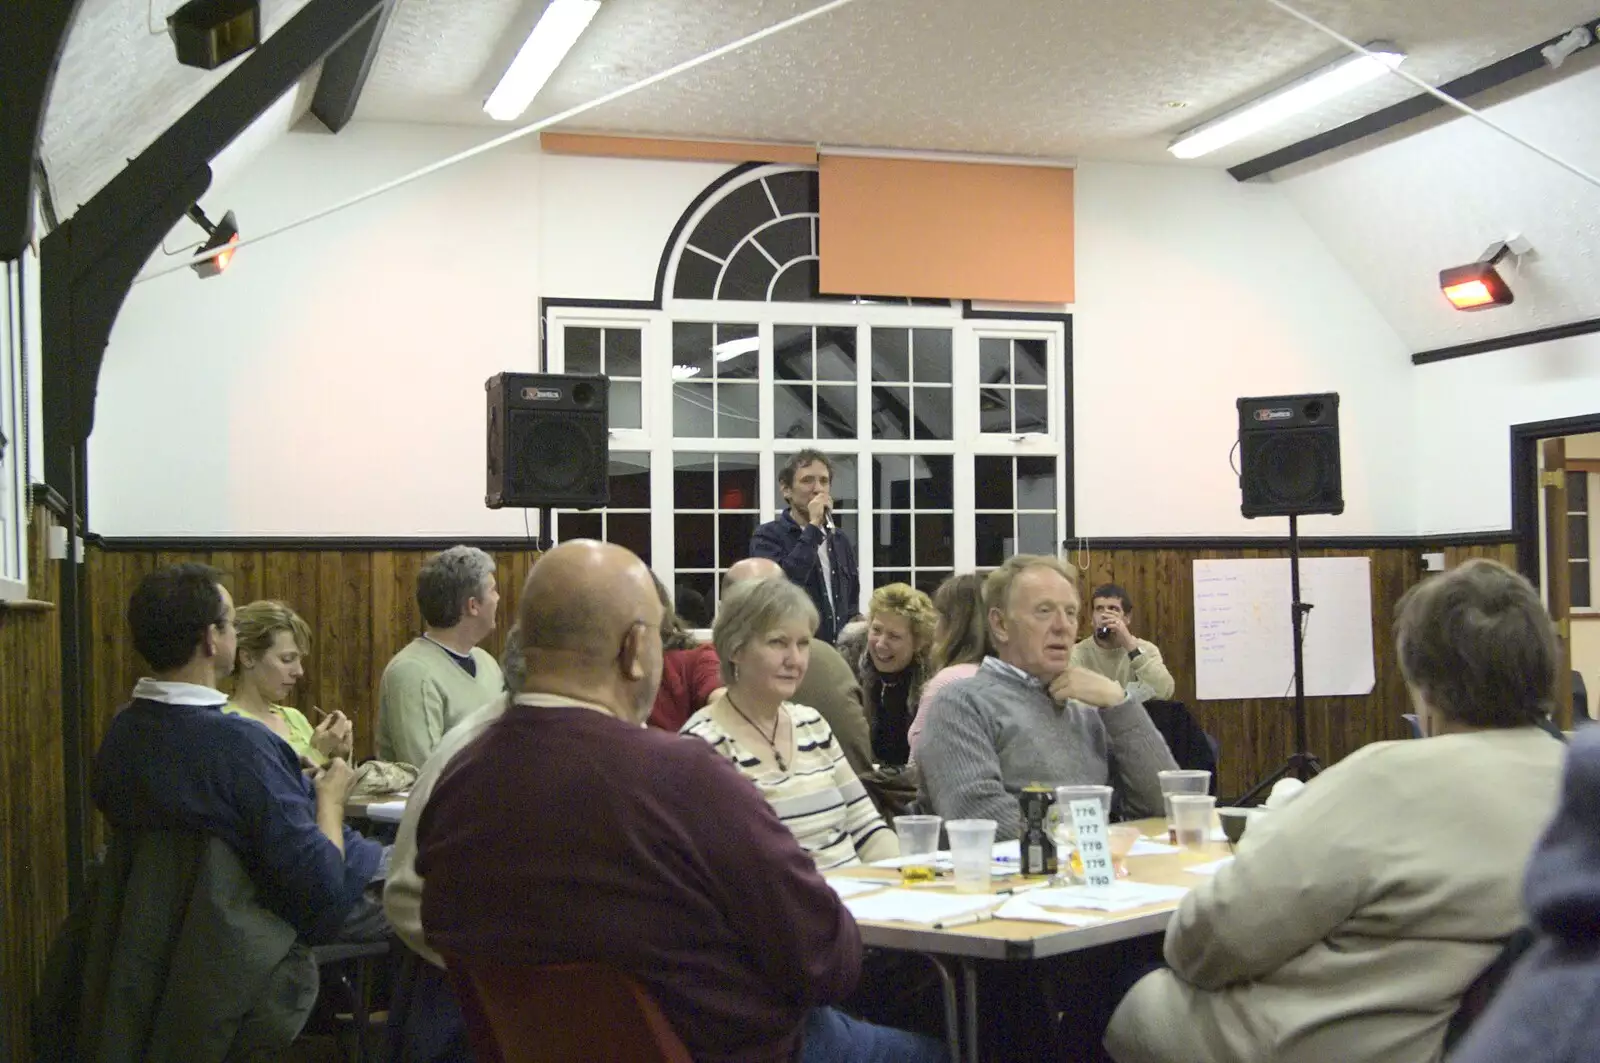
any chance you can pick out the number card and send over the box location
[1070,799,1115,888]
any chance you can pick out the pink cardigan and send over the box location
[907,663,982,753]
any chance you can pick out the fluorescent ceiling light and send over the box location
[1168,43,1405,160]
[483,0,601,122]
[713,337,760,362]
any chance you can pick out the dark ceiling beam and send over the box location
[1228,16,1600,182]
[37,0,384,913]
[310,0,396,133]
[0,0,88,258]
[43,0,386,493]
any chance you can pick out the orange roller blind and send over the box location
[818,155,1074,304]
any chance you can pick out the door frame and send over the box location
[1513,413,1600,581]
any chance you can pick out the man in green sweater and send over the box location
[1069,583,1176,701]
[377,546,505,766]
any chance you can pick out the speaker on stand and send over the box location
[1235,392,1343,803]
[486,372,610,551]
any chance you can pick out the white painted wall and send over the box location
[1415,333,1600,533]
[90,126,1416,538]
[1072,160,1415,538]
[92,122,543,537]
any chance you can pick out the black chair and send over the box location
[1143,700,1219,791]
[309,940,391,1063]
[1443,928,1536,1053]
[1573,670,1590,727]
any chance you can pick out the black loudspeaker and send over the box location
[486,373,609,509]
[1237,393,1344,518]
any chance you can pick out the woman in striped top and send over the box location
[682,578,898,870]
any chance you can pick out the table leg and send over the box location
[961,958,980,1063]
[921,955,961,1063]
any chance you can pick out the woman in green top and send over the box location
[226,600,352,767]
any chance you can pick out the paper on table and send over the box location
[995,896,1103,927]
[364,800,407,823]
[827,878,886,900]
[1129,838,1180,856]
[844,889,1003,926]
[869,853,1016,876]
[1025,882,1191,912]
[1185,857,1235,876]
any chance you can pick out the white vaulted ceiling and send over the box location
[34,0,1600,346]
[354,0,1598,163]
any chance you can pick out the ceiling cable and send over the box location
[133,0,865,286]
[1262,0,1600,194]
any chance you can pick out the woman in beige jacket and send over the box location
[1106,559,1566,1063]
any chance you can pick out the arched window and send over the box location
[546,164,1071,614]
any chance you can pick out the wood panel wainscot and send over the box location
[0,509,69,1060]
[85,538,1518,804]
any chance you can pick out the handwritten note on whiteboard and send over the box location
[1193,557,1376,700]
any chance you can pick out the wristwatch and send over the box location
[1127,648,1142,661]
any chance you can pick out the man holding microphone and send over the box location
[750,449,859,644]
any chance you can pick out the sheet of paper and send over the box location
[995,896,1103,927]
[1185,857,1235,877]
[363,800,407,823]
[827,877,886,899]
[844,889,1003,926]
[1025,882,1191,912]
[869,853,1015,876]
[1129,838,1181,856]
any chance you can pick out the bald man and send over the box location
[415,542,941,1063]
[724,558,875,777]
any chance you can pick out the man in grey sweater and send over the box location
[918,555,1177,840]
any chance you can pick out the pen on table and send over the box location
[932,911,993,930]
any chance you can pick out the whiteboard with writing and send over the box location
[1193,557,1376,701]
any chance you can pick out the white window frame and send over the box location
[0,256,33,602]
[540,164,1072,606]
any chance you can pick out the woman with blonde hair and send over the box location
[227,600,352,766]
[682,578,896,869]
[837,583,937,769]
[907,573,990,755]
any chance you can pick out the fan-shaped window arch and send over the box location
[671,168,943,306]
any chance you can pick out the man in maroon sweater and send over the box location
[417,540,941,1063]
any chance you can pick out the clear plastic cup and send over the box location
[1158,770,1212,841]
[893,814,942,884]
[945,819,997,893]
[1170,794,1217,849]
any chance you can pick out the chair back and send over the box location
[448,958,692,1063]
[1401,713,1422,739]
[1443,927,1536,1052]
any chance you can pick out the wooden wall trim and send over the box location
[93,532,1518,553]
[539,132,817,165]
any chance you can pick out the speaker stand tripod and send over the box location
[1238,514,1324,806]
[534,505,554,552]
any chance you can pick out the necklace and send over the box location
[725,693,787,771]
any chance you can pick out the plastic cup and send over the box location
[1158,770,1212,841]
[945,819,997,893]
[893,814,942,884]
[1108,823,1141,876]
[1170,794,1217,849]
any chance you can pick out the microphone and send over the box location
[823,506,835,534]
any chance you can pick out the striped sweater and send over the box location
[682,697,898,870]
